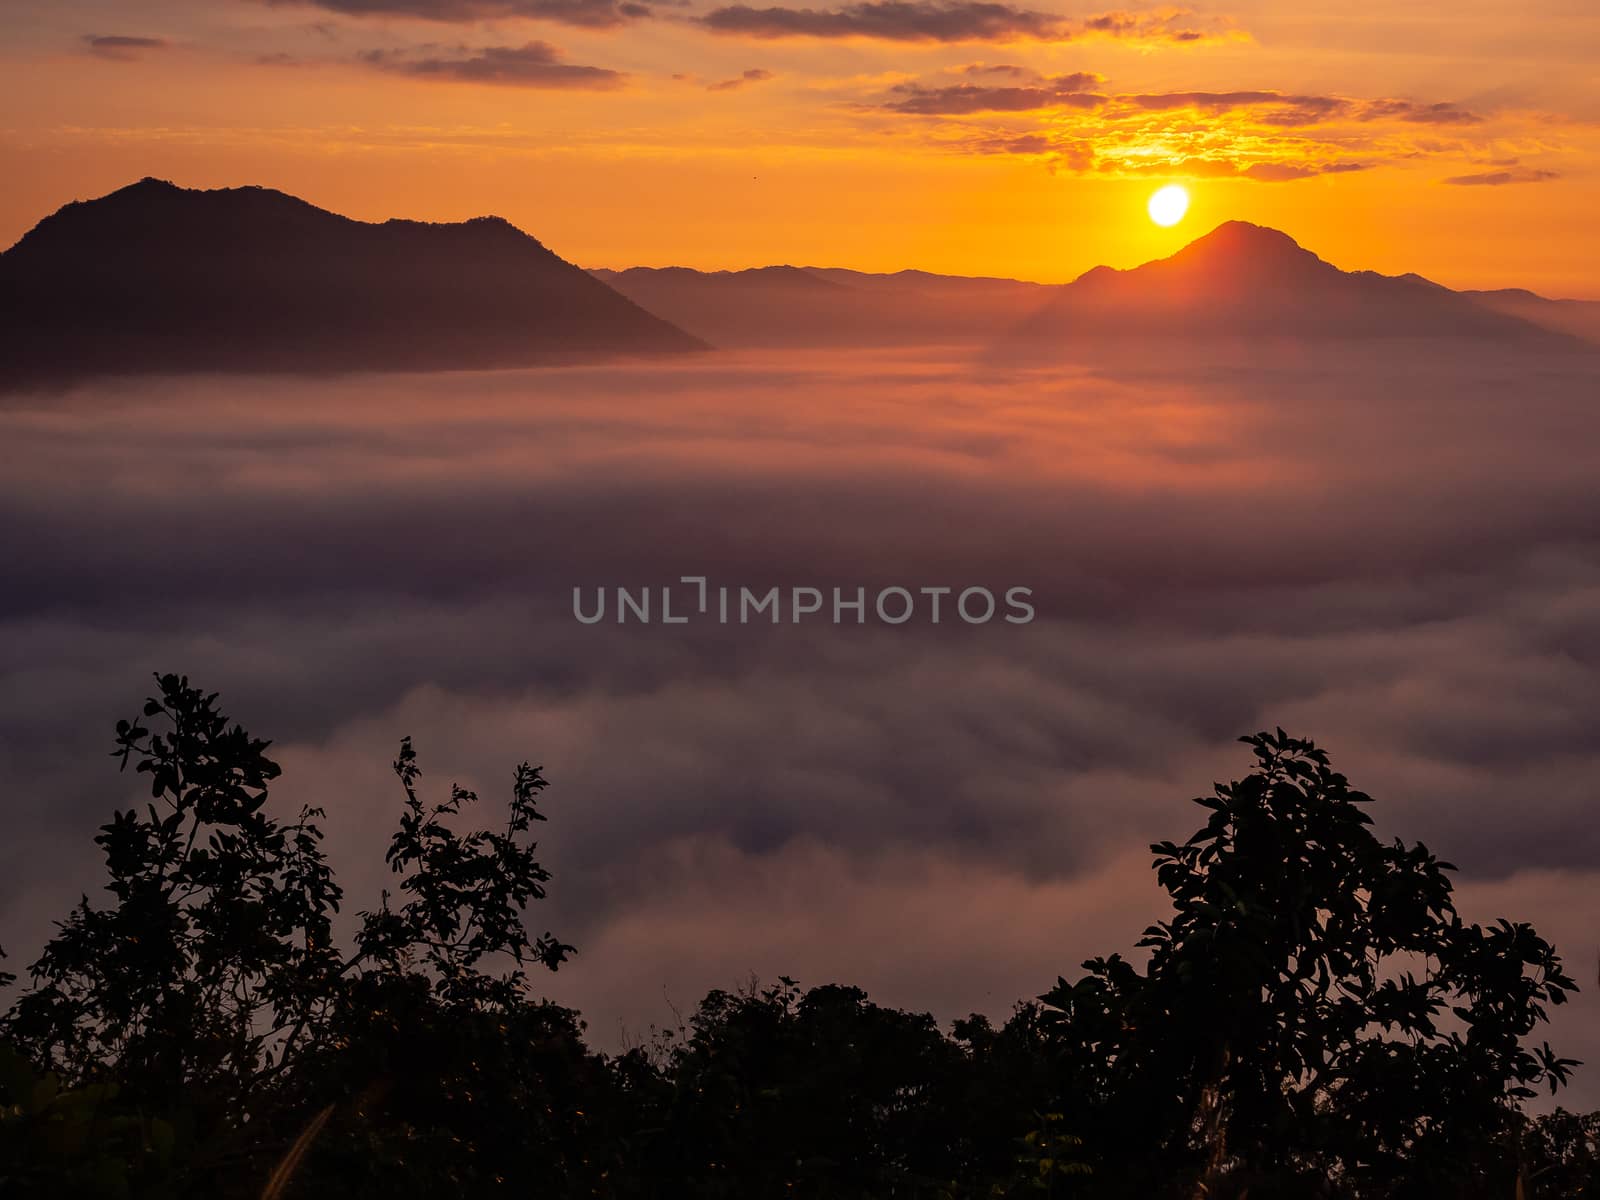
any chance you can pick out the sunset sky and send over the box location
[7,0,1600,1125]
[2,2,1598,291]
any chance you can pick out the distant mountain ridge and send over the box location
[1460,287,1600,345]
[0,178,704,389]
[588,263,1054,348]
[593,227,1594,352]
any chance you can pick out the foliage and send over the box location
[0,682,1587,1200]
[0,1040,180,1199]
[626,977,974,1196]
[1037,730,1579,1198]
[1011,1111,1091,1196]
[3,674,572,1197]
[353,737,571,1009]
[1523,1109,1600,1199]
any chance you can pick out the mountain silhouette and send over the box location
[1460,286,1600,344]
[589,263,1051,348]
[1007,220,1588,349]
[594,264,843,293]
[0,179,705,389]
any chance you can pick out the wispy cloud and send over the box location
[83,35,169,62]
[1443,167,1560,186]
[1078,8,1238,44]
[1361,99,1483,126]
[709,67,776,91]
[966,136,1369,180]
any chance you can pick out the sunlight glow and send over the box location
[1147,185,1191,227]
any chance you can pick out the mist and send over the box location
[3,344,1599,1103]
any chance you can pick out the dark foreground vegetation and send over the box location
[2,675,1597,1199]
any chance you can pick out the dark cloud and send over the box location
[359,40,626,87]
[697,1,1235,41]
[1443,167,1560,186]
[963,131,1068,157]
[883,71,1102,114]
[83,35,168,61]
[269,0,652,29]
[1080,9,1216,43]
[699,1,1071,42]
[1240,160,1370,181]
[1361,98,1482,125]
[708,67,776,91]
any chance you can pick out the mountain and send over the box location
[1006,221,1589,350]
[589,264,1052,348]
[1460,287,1600,345]
[0,179,705,389]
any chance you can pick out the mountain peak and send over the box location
[1156,220,1331,283]
[7,180,539,260]
[1014,217,1583,347]
[1069,221,1328,293]
[1191,219,1305,250]
[0,177,706,387]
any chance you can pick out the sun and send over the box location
[1147,184,1190,227]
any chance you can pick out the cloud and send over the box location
[1099,155,1369,181]
[1361,99,1483,126]
[266,0,653,28]
[699,0,1070,41]
[883,71,1102,114]
[1241,160,1369,181]
[1443,167,1560,186]
[83,35,169,61]
[359,41,627,87]
[963,131,1077,158]
[1017,91,1478,131]
[697,1,1240,42]
[866,77,1501,181]
[1122,90,1350,126]
[929,127,1368,181]
[709,67,776,91]
[1079,8,1236,44]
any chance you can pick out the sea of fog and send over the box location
[2,346,1599,1104]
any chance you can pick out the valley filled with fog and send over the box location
[3,343,1599,1102]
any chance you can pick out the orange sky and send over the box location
[3,0,1598,294]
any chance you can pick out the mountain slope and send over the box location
[1460,287,1600,345]
[0,178,705,388]
[1007,221,1586,348]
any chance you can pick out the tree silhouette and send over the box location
[2,673,573,1195]
[0,685,1588,1199]
[6,675,338,1116]
[1039,730,1579,1197]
